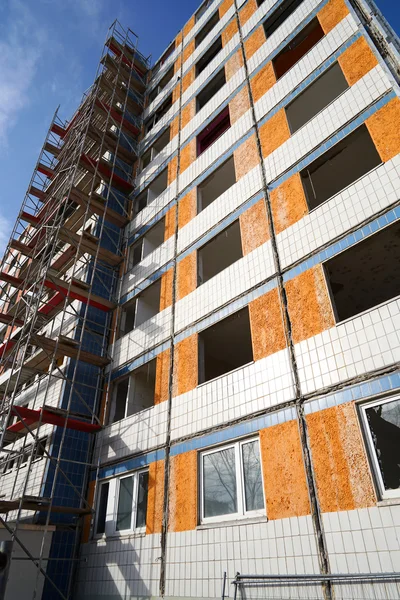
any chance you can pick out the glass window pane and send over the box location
[117,476,133,531]
[96,482,109,534]
[365,399,400,492]
[136,471,149,528]
[203,447,237,518]
[242,441,265,512]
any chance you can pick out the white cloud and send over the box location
[0,0,47,149]
[0,213,11,257]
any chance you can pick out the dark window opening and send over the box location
[273,18,325,80]
[149,87,158,104]
[196,11,220,48]
[145,95,172,134]
[159,66,174,91]
[96,482,109,534]
[148,168,168,203]
[324,220,400,322]
[198,220,243,285]
[118,299,137,339]
[301,125,381,210]
[110,359,156,423]
[197,68,226,112]
[198,307,253,384]
[197,156,236,212]
[197,106,231,156]
[141,128,170,172]
[141,148,152,169]
[286,62,349,133]
[128,241,143,271]
[134,190,148,216]
[263,0,305,39]
[196,36,222,76]
[256,0,265,5]
[127,219,165,272]
[196,0,215,22]
[363,397,400,497]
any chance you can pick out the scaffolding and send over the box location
[0,20,149,600]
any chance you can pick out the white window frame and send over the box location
[360,395,400,500]
[200,437,265,524]
[94,468,149,538]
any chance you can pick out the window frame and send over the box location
[199,437,265,524]
[359,395,400,500]
[94,468,149,538]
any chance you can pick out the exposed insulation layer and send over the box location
[225,49,244,81]
[222,19,238,47]
[160,268,173,311]
[219,0,234,19]
[155,348,171,404]
[182,99,196,130]
[168,155,178,185]
[169,451,198,532]
[180,139,197,173]
[183,16,195,39]
[239,0,258,27]
[251,61,276,103]
[260,420,311,520]
[179,189,197,229]
[285,265,335,344]
[338,36,379,86]
[239,198,269,255]
[245,26,266,60]
[317,0,350,35]
[164,205,176,241]
[259,108,291,158]
[146,460,165,534]
[174,334,198,396]
[270,172,308,234]
[366,97,400,163]
[249,288,287,361]
[177,251,197,300]
[229,86,250,125]
[307,402,376,512]
[182,68,195,94]
[233,134,259,180]
[183,39,195,64]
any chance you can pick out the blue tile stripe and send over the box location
[304,371,400,415]
[174,276,278,342]
[97,369,400,477]
[123,190,265,305]
[283,204,400,283]
[270,89,396,191]
[93,448,166,481]
[111,339,171,381]
[171,406,297,457]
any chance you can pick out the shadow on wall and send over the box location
[75,536,160,600]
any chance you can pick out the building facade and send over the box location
[0,0,400,599]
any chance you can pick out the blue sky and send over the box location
[0,0,398,254]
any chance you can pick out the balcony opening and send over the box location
[196,36,222,76]
[301,125,381,210]
[198,220,243,285]
[324,220,400,322]
[197,106,231,156]
[256,0,265,5]
[159,66,174,91]
[263,0,305,39]
[149,87,158,104]
[198,307,253,384]
[110,359,156,423]
[143,218,165,256]
[197,155,236,212]
[286,62,349,133]
[196,68,226,112]
[141,127,170,172]
[135,279,162,328]
[134,189,148,216]
[148,167,168,203]
[195,11,220,48]
[128,240,143,271]
[145,94,172,134]
[127,218,165,271]
[272,18,325,80]
[196,0,215,22]
[118,279,162,338]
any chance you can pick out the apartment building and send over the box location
[0,0,399,599]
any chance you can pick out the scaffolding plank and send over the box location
[32,334,110,367]
[8,406,102,435]
[70,187,129,228]
[58,228,122,266]
[0,497,91,515]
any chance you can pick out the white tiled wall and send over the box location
[111,306,172,368]
[295,298,400,395]
[277,155,400,270]
[171,347,295,440]
[174,241,275,333]
[94,401,168,464]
